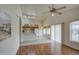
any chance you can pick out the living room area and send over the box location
[0,4,79,55]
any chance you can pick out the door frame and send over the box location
[50,23,64,44]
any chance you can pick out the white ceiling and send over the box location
[0,10,11,24]
[20,4,79,15]
[0,4,79,24]
[20,4,79,20]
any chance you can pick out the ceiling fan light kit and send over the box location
[51,13,55,16]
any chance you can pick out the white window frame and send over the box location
[69,20,79,43]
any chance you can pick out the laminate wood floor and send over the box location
[17,43,79,55]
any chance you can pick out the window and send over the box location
[70,20,79,42]
[43,28,50,35]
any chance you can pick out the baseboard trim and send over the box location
[16,46,20,55]
[63,44,79,52]
[21,40,51,46]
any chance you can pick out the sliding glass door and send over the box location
[51,24,62,54]
[51,24,62,43]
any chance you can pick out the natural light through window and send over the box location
[43,28,50,35]
[70,20,79,42]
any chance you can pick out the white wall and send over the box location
[44,7,79,50]
[0,5,20,55]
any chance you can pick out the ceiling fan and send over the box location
[43,4,66,16]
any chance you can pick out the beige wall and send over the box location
[44,7,79,50]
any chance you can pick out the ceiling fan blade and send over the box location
[55,11,62,15]
[48,4,54,10]
[56,6,66,10]
[48,6,51,10]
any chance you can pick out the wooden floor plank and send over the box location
[17,43,79,55]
